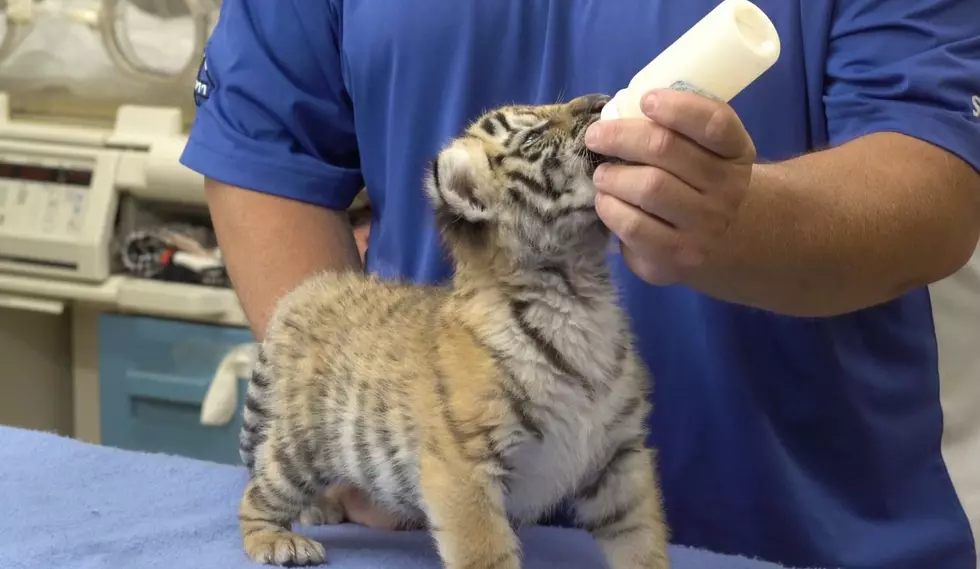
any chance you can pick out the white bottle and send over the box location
[600,0,781,121]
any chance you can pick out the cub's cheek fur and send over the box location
[236,97,670,569]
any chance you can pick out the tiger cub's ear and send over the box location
[425,144,493,224]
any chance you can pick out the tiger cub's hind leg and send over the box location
[239,444,329,566]
[298,485,346,526]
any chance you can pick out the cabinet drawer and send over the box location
[98,313,254,465]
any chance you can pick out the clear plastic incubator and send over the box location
[0,0,213,123]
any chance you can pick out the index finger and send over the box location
[641,89,755,161]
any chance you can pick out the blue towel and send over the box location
[0,426,808,569]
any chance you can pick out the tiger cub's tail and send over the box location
[239,346,272,476]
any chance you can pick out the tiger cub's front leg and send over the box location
[419,448,521,569]
[573,440,670,569]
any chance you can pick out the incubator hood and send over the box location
[0,0,217,128]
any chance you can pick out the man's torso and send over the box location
[213,2,980,566]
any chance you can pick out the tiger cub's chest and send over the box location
[501,391,615,522]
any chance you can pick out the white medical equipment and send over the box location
[0,91,242,319]
[0,89,251,437]
[0,94,253,455]
[0,96,197,280]
[0,0,250,452]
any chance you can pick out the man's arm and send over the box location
[591,114,980,317]
[698,0,980,317]
[176,0,366,339]
[686,132,980,317]
[206,179,362,339]
[588,0,980,317]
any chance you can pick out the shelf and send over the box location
[0,273,247,327]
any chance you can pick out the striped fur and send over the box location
[238,93,670,569]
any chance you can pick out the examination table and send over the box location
[0,426,816,569]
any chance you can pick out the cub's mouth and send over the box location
[572,98,623,175]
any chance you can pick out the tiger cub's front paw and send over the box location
[244,530,326,566]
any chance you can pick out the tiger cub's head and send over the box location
[424,93,613,266]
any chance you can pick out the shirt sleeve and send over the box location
[179,0,363,210]
[824,0,980,173]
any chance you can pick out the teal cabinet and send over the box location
[98,313,254,465]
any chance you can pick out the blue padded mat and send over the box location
[0,426,812,569]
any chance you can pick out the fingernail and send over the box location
[593,164,607,183]
[642,92,659,114]
[585,124,601,147]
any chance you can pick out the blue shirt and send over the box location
[180,2,980,568]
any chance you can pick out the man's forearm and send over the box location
[205,179,362,339]
[684,132,980,317]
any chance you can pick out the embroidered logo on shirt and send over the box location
[972,95,980,118]
[194,56,215,107]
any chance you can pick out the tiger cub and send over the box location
[237,93,671,569]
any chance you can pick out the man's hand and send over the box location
[585,89,756,286]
